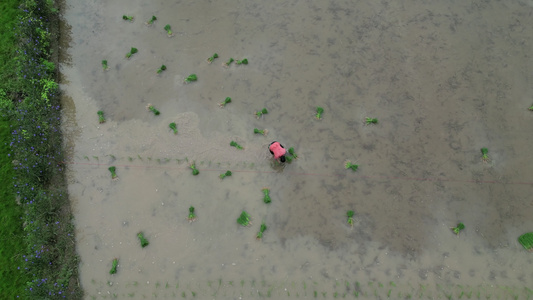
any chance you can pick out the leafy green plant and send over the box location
[365,117,378,125]
[207,53,219,63]
[230,140,244,150]
[219,97,231,107]
[184,74,197,83]
[137,232,149,248]
[146,15,157,25]
[190,163,199,175]
[169,122,178,134]
[237,211,251,227]
[125,47,138,59]
[481,147,489,162]
[97,110,106,123]
[451,223,465,235]
[188,206,197,222]
[288,147,298,158]
[164,24,173,37]
[102,60,108,71]
[256,222,267,240]
[344,160,358,171]
[219,170,232,179]
[518,232,533,252]
[108,166,118,180]
[146,103,160,115]
[347,211,354,227]
[236,58,248,65]
[253,128,268,135]
[122,15,134,22]
[110,258,119,274]
[315,107,324,120]
[224,58,234,67]
[157,65,166,74]
[255,108,268,118]
[262,188,271,204]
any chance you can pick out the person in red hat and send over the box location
[269,141,286,162]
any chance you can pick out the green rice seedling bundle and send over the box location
[137,232,149,248]
[262,188,271,204]
[146,103,160,115]
[256,222,267,240]
[451,223,465,235]
[109,258,119,274]
[190,163,199,175]
[146,15,157,25]
[164,24,173,37]
[101,60,108,71]
[97,110,106,123]
[224,58,234,67]
[188,206,197,223]
[481,147,489,162]
[253,128,268,135]
[347,210,354,227]
[169,122,177,134]
[219,170,232,179]
[122,15,134,22]
[184,74,197,83]
[230,140,244,150]
[236,58,248,65]
[518,232,533,252]
[315,107,324,120]
[108,166,118,180]
[344,160,358,171]
[157,65,166,74]
[365,117,378,125]
[125,47,138,59]
[288,147,298,159]
[255,108,268,118]
[207,53,219,63]
[219,97,231,107]
[237,211,251,227]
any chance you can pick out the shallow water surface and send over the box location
[60,0,533,298]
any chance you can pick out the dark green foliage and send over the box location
[110,258,119,274]
[108,166,118,180]
[125,47,138,59]
[481,148,489,162]
[146,15,157,25]
[255,108,268,117]
[236,58,248,65]
[529,105,533,111]
[101,60,108,71]
[157,65,166,74]
[169,122,178,134]
[347,211,354,227]
[451,223,465,235]
[237,211,251,227]
[219,97,231,107]
[253,128,267,135]
[188,206,197,222]
[315,107,324,119]
[365,117,378,124]
[122,15,134,21]
[137,232,149,248]
[147,104,160,115]
[288,147,298,158]
[262,188,271,204]
[207,53,219,63]
[164,24,173,36]
[224,58,234,66]
[184,74,197,83]
[256,222,267,240]
[518,233,533,251]
[345,161,358,171]
[219,170,232,179]
[97,110,106,123]
[230,140,244,150]
[190,163,199,175]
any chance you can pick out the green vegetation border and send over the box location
[1,0,82,298]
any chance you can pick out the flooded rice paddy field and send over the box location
[59,0,533,298]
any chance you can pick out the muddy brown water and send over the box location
[59,0,533,299]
